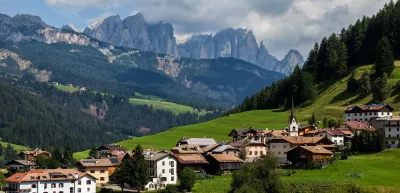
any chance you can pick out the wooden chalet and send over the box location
[287,146,333,166]
[205,154,243,175]
[18,149,51,161]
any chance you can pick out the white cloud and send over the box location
[85,12,114,24]
[44,0,392,59]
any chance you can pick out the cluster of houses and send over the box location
[4,102,400,192]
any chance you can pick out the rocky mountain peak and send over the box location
[12,14,47,28]
[61,23,80,32]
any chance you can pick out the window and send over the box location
[365,118,367,121]
[90,170,95,174]
[387,112,390,115]
[78,180,81,185]
[249,151,252,155]
[348,119,350,121]
[170,168,175,175]
[398,128,399,132]
[162,169,165,174]
[87,188,90,192]
[170,161,174,167]
[283,145,287,148]
[392,141,395,144]
[389,128,391,132]
[51,183,56,188]
[100,177,105,181]
[59,191,64,193]
[100,170,105,173]
[86,180,91,185]
[374,112,377,115]
[397,134,399,138]
[359,113,362,116]
[340,140,343,143]
[78,188,81,193]
[59,183,63,188]
[292,126,296,131]
[32,184,37,188]
[70,187,73,193]
[389,134,391,138]
[278,152,281,155]
[171,177,175,181]
[162,161,165,166]
[255,151,258,155]
[44,183,47,189]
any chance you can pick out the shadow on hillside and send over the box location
[331,90,361,106]
[392,89,400,103]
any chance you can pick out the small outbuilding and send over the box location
[205,154,243,175]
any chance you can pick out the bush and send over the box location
[99,188,113,193]
[179,167,196,192]
[162,184,178,193]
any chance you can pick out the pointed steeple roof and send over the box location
[289,97,297,124]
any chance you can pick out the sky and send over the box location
[0,0,392,59]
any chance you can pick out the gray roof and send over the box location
[6,160,37,166]
[212,145,238,153]
[184,138,217,146]
[145,152,174,161]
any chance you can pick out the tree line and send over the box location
[231,0,400,113]
[0,76,221,151]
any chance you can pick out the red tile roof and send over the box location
[5,169,93,183]
[209,154,242,163]
[343,121,376,131]
[345,104,393,112]
[173,154,208,164]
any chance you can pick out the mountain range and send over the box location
[81,13,303,75]
[0,13,284,106]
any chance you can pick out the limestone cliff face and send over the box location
[177,28,303,75]
[83,13,179,57]
[274,49,304,75]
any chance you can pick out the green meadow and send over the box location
[192,149,400,193]
[128,98,210,115]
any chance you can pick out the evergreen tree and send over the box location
[375,130,386,152]
[373,73,391,103]
[63,144,74,167]
[375,37,394,76]
[179,167,196,192]
[4,144,16,161]
[89,147,97,158]
[0,145,3,156]
[130,145,149,192]
[360,71,371,97]
[52,147,63,162]
[308,113,317,125]
[110,159,132,192]
[303,43,319,76]
[230,155,283,193]
[317,37,329,81]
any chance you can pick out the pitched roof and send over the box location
[268,136,332,145]
[343,121,376,131]
[345,104,394,112]
[212,145,238,153]
[202,144,221,152]
[209,154,243,163]
[5,160,37,166]
[320,129,345,136]
[171,144,203,154]
[173,154,208,164]
[299,146,333,154]
[97,144,126,152]
[145,152,174,161]
[179,138,217,147]
[262,129,288,136]
[5,168,94,183]
[78,158,114,167]
[20,149,50,156]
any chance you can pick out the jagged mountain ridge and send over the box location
[178,28,304,75]
[0,13,284,105]
[83,13,179,57]
[83,14,303,75]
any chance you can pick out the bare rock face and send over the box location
[178,28,304,75]
[61,24,80,32]
[83,13,179,57]
[274,49,304,75]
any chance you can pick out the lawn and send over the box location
[191,149,400,193]
[0,141,29,152]
[53,84,79,92]
[129,98,210,115]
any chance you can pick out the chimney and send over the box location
[178,143,181,147]
[74,173,79,179]
[95,160,98,164]
[150,153,154,158]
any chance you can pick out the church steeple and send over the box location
[288,97,299,136]
[289,97,297,124]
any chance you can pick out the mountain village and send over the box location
[3,100,398,192]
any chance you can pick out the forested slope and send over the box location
[231,0,400,114]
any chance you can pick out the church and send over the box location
[285,98,317,136]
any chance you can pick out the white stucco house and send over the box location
[318,129,345,146]
[144,151,177,191]
[5,168,96,193]
[344,104,393,123]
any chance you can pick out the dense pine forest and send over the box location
[0,75,221,151]
[231,0,400,113]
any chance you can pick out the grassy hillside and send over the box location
[0,141,29,152]
[192,149,400,193]
[74,64,400,159]
[53,84,79,92]
[129,98,210,115]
